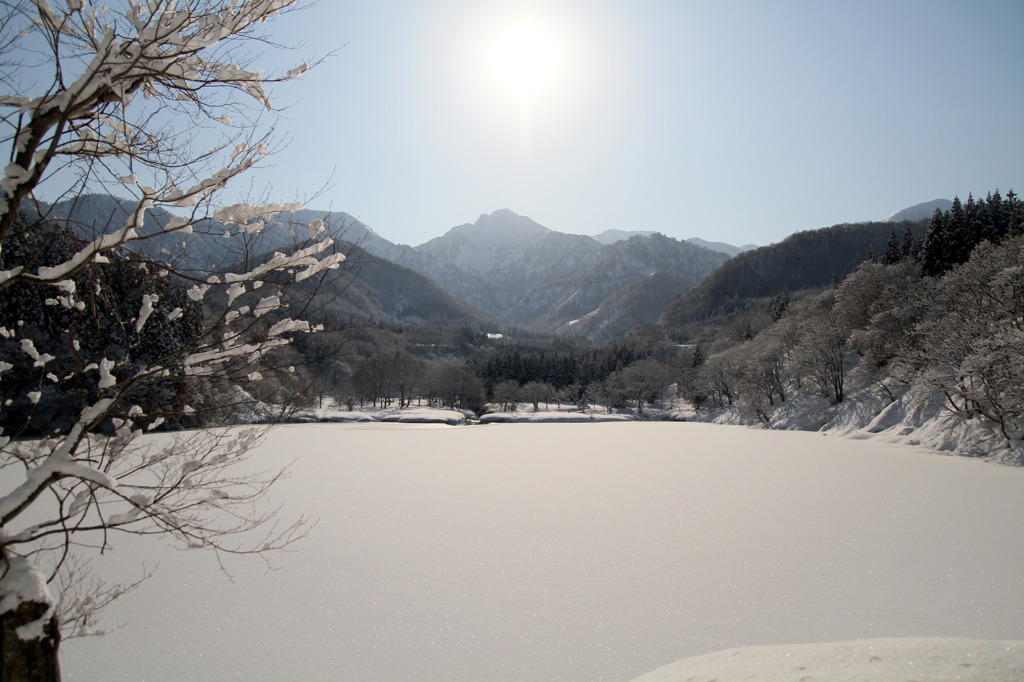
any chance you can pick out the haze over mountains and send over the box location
[343,208,732,340]
[40,195,942,345]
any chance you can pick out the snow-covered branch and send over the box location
[0,2,332,669]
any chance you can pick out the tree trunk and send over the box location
[0,601,61,682]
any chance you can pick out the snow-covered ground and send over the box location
[302,404,475,424]
[692,374,1024,466]
[60,422,1024,681]
[633,637,1024,681]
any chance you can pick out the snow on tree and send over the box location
[0,1,341,678]
[916,235,1024,442]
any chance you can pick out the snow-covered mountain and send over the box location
[39,196,492,330]
[544,234,729,344]
[36,197,730,344]
[417,209,552,278]
[885,198,953,223]
[402,210,729,340]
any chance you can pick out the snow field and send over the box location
[632,637,1024,681]
[61,422,1024,681]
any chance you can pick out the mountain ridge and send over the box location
[35,195,950,345]
[402,210,730,338]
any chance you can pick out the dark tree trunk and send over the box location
[0,601,61,682]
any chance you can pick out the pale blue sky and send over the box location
[100,1,1024,246]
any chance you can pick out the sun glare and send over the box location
[486,21,561,100]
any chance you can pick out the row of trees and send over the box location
[689,222,1023,448]
[466,326,675,398]
[920,191,1023,275]
[343,333,684,417]
[346,353,486,412]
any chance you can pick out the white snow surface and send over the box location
[631,637,1024,681]
[303,405,474,424]
[60,422,1024,681]
[481,408,638,423]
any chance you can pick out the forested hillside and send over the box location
[659,220,926,328]
[680,190,1023,458]
[511,232,728,335]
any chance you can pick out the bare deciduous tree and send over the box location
[492,379,521,412]
[0,2,341,678]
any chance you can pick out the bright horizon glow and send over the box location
[485,20,563,103]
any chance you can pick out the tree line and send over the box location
[333,189,1024,449]
[687,191,1023,449]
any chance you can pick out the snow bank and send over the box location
[380,408,469,425]
[297,401,685,425]
[302,404,474,425]
[480,409,635,423]
[630,637,1024,682]
[693,371,1023,464]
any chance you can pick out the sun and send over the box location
[485,20,562,100]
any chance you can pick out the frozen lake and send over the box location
[61,422,1024,681]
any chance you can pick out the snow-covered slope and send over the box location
[411,210,602,319]
[409,211,728,341]
[417,208,554,278]
[519,233,729,336]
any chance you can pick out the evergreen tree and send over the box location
[768,292,790,322]
[986,189,1009,243]
[881,227,901,265]
[972,192,996,244]
[1008,189,1024,237]
[691,343,706,368]
[963,193,984,255]
[900,223,917,262]
[921,207,950,276]
[946,195,970,266]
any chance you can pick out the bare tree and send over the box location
[0,2,341,678]
[916,236,1024,445]
[603,359,670,414]
[790,291,851,405]
[492,379,521,412]
[737,332,790,424]
[696,346,744,408]
[520,380,552,412]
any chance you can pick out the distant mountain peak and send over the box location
[592,228,657,245]
[472,208,549,235]
[439,209,550,244]
[484,208,524,221]
[885,199,953,223]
